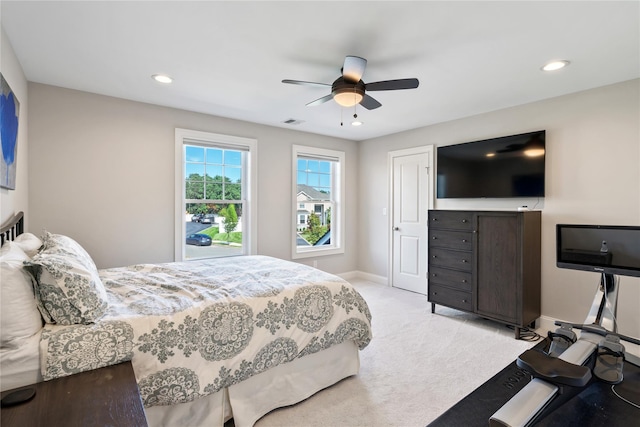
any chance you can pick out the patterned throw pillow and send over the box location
[24,232,108,325]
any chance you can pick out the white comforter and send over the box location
[39,256,372,407]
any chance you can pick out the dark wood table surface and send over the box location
[1,361,148,427]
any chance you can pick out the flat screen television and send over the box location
[436,130,545,198]
[556,224,640,278]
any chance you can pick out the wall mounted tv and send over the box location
[436,130,545,198]
[557,224,640,278]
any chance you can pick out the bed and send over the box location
[0,212,372,426]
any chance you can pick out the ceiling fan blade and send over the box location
[360,94,382,110]
[306,94,334,107]
[343,56,367,83]
[365,78,419,91]
[282,79,331,88]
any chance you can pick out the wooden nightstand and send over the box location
[1,361,147,426]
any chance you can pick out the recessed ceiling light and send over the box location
[352,121,363,126]
[541,60,570,72]
[152,74,173,84]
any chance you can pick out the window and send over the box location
[292,145,345,258]
[175,129,257,261]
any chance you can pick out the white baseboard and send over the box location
[537,315,559,333]
[336,271,360,281]
[337,271,388,286]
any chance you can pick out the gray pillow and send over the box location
[25,232,108,325]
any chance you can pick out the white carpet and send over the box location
[253,279,538,427]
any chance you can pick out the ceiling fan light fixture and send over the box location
[331,77,365,107]
[333,90,363,107]
[352,120,363,126]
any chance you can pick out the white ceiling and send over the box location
[2,1,639,141]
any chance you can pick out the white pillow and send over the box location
[13,233,43,258]
[0,242,44,348]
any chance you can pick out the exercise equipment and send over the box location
[489,273,639,426]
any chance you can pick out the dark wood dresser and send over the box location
[1,361,148,426]
[428,210,541,339]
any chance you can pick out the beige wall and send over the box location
[358,79,640,338]
[27,83,359,274]
[0,27,29,225]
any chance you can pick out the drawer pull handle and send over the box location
[432,236,437,240]
[432,273,437,277]
[462,299,468,303]
[433,292,438,295]
[432,255,437,258]
[462,219,467,223]
[461,259,467,263]
[462,239,467,243]
[433,218,438,221]
[462,279,467,283]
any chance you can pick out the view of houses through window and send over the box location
[184,144,244,259]
[293,145,344,258]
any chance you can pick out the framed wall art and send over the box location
[1,73,20,190]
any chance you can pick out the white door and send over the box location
[390,148,433,294]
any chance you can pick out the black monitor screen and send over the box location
[556,224,640,277]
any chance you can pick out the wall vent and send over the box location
[282,118,305,125]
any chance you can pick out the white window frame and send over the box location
[175,128,257,261]
[292,145,345,259]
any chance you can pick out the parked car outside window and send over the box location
[186,233,212,246]
[191,213,203,222]
[201,214,216,224]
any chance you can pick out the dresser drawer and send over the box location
[429,247,472,272]
[428,284,472,311]
[429,211,474,231]
[429,229,473,251]
[428,266,472,292]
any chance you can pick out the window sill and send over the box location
[292,246,344,260]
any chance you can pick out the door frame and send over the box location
[387,145,435,287]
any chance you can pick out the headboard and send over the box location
[0,211,24,246]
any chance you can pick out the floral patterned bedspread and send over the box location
[39,256,372,407]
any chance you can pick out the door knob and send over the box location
[393,227,400,231]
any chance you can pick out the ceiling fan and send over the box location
[282,55,419,110]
